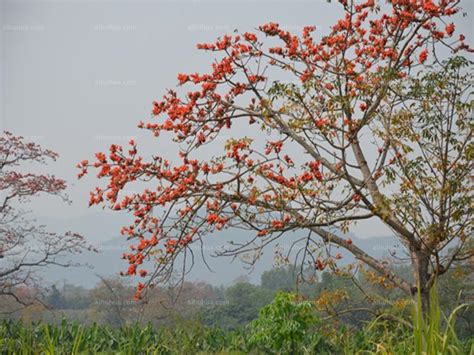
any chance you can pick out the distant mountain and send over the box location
[38,215,405,288]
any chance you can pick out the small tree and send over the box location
[79,0,473,314]
[248,292,333,354]
[0,132,91,305]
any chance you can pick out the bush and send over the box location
[248,292,334,354]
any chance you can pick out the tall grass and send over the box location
[0,320,249,354]
[412,282,470,355]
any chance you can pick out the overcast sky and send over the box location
[0,0,473,264]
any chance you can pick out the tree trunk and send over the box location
[411,248,431,316]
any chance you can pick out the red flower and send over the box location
[418,49,428,64]
[127,264,136,275]
[315,258,325,271]
[445,23,455,36]
[244,32,257,42]
[300,70,313,83]
[177,73,189,84]
[207,213,219,224]
[313,170,323,181]
[152,101,161,115]
[271,220,285,229]
[315,118,327,128]
[95,152,106,163]
[269,47,283,55]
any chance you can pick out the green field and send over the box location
[1,290,472,355]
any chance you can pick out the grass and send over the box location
[412,282,471,355]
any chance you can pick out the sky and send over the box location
[0,0,342,220]
[0,0,473,285]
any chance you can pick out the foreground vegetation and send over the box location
[1,266,472,353]
[1,288,472,354]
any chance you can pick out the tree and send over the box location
[46,285,64,309]
[202,282,273,329]
[261,267,298,292]
[79,0,473,314]
[90,276,141,326]
[0,132,91,305]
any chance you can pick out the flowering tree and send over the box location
[0,132,91,305]
[79,0,473,311]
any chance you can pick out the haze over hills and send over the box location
[38,212,405,288]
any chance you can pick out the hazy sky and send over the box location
[1,0,473,246]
